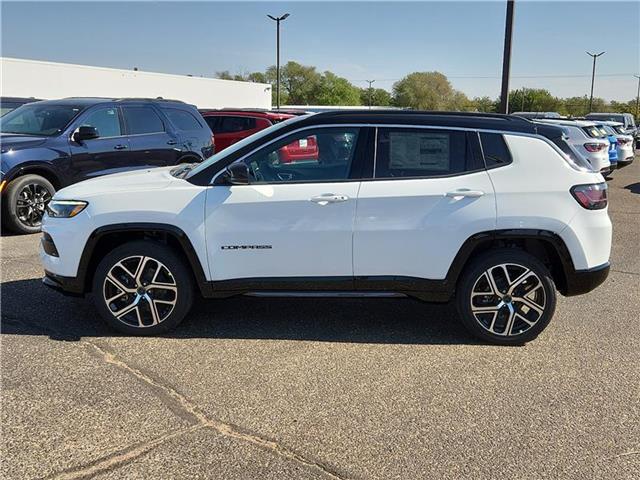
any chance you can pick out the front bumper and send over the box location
[42,271,85,297]
[563,262,610,297]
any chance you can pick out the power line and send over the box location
[355,73,635,82]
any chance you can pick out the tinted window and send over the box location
[123,106,164,135]
[375,128,475,178]
[214,116,257,134]
[582,126,605,138]
[480,133,512,168]
[203,116,218,132]
[81,107,121,137]
[551,137,593,171]
[0,104,83,136]
[242,127,359,183]
[162,108,202,131]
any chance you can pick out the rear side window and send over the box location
[375,128,479,178]
[80,107,121,137]
[162,108,202,131]
[212,116,257,134]
[123,106,165,135]
[479,133,512,168]
[582,126,604,138]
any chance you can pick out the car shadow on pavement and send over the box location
[1,278,482,345]
[624,182,640,194]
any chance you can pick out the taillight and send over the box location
[617,138,630,146]
[584,143,607,152]
[571,183,608,210]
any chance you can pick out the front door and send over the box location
[353,127,496,282]
[68,106,132,182]
[205,126,364,283]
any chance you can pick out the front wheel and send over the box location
[2,174,55,234]
[92,241,194,335]
[456,250,557,345]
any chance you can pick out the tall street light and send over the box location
[268,13,290,110]
[586,51,605,113]
[499,0,515,114]
[366,79,375,108]
[634,75,640,121]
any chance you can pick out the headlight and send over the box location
[46,200,88,218]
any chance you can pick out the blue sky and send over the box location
[2,1,639,101]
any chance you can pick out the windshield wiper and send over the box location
[171,163,196,179]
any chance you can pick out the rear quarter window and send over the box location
[479,132,512,168]
[162,108,203,131]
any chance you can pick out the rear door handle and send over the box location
[310,194,349,205]
[113,144,128,150]
[445,189,485,198]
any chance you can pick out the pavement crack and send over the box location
[44,425,203,480]
[87,341,352,480]
[611,269,640,277]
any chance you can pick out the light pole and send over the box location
[267,13,290,110]
[499,0,515,114]
[634,75,640,122]
[586,51,605,113]
[366,79,375,108]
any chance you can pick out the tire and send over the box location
[455,249,557,345]
[92,241,194,335]
[2,174,55,234]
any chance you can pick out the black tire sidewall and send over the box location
[92,241,194,336]
[3,174,55,234]
[456,250,557,345]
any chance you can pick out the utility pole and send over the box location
[366,79,375,108]
[267,13,290,109]
[634,75,640,121]
[499,0,515,114]
[521,87,525,111]
[586,51,605,113]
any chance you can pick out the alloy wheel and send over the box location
[16,183,52,227]
[469,263,546,337]
[103,255,178,328]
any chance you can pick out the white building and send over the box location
[0,57,272,109]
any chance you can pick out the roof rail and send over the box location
[314,109,531,123]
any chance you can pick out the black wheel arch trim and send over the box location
[2,162,65,189]
[72,223,212,297]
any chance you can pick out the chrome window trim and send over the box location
[210,122,568,185]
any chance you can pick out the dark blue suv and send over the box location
[0,97,214,233]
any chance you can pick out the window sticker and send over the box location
[388,132,450,171]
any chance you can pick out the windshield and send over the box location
[0,103,84,136]
[582,125,605,138]
[612,125,626,135]
[186,115,308,179]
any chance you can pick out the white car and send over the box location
[40,112,612,345]
[598,121,635,166]
[535,119,611,174]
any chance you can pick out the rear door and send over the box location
[122,105,179,167]
[353,127,496,282]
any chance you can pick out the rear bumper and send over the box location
[563,262,610,296]
[42,271,84,297]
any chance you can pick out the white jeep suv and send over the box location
[40,112,612,345]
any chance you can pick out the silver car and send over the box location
[598,121,635,167]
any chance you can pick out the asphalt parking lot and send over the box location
[1,160,639,480]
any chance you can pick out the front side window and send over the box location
[242,127,359,183]
[0,104,83,136]
[80,107,121,137]
[122,106,165,135]
[375,128,476,178]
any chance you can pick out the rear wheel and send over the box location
[456,250,557,345]
[92,241,194,335]
[2,174,55,234]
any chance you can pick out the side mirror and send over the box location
[216,162,249,185]
[73,126,99,143]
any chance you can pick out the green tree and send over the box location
[269,61,322,105]
[508,88,559,113]
[360,87,392,107]
[392,71,469,110]
[316,72,362,105]
[472,96,498,113]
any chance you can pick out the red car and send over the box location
[199,109,318,163]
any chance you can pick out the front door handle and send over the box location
[310,194,349,205]
[167,139,178,145]
[445,189,485,198]
[114,144,128,150]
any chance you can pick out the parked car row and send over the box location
[39,110,612,345]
